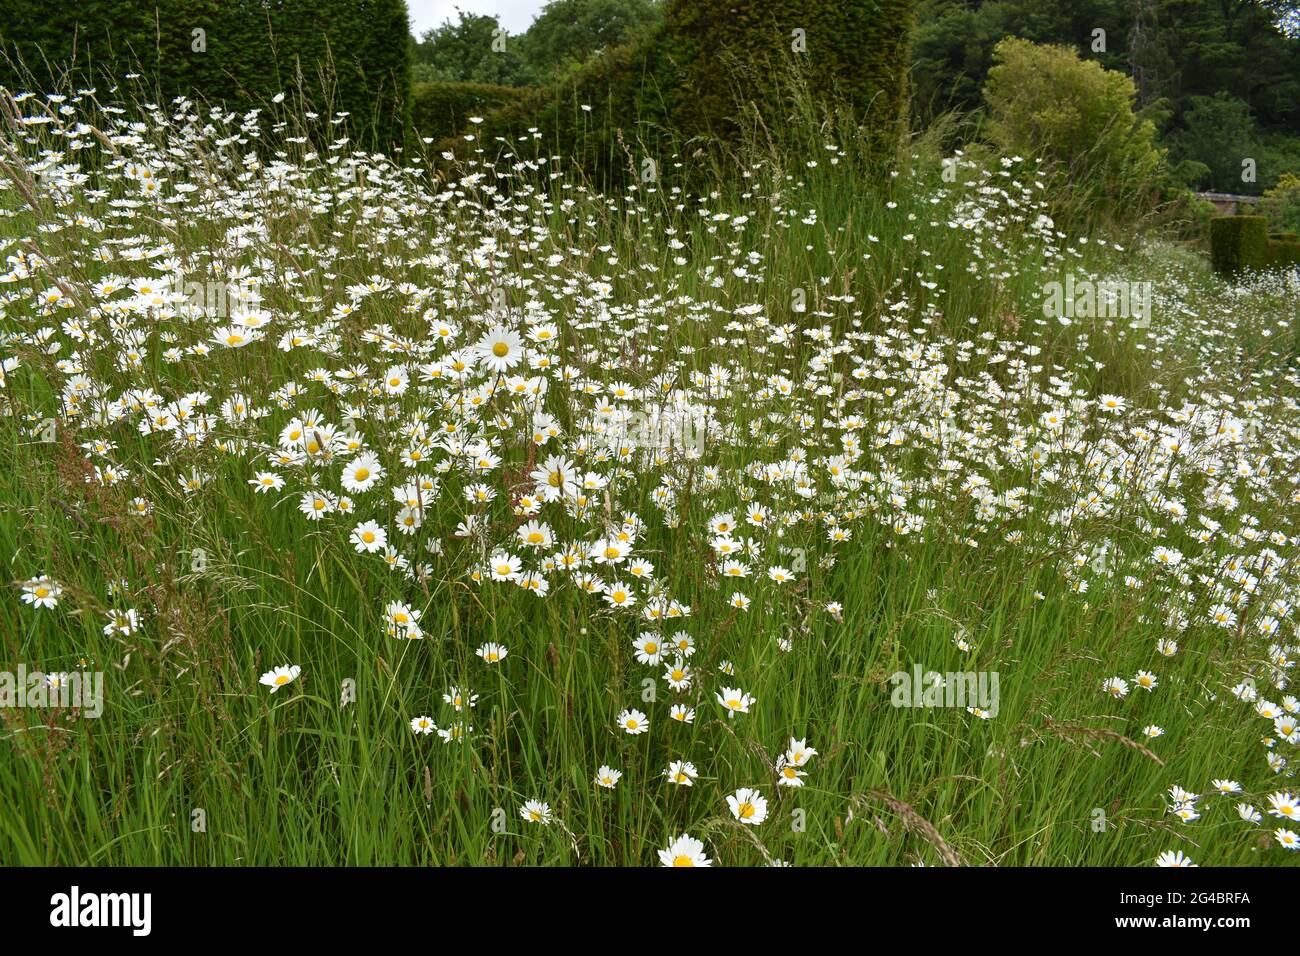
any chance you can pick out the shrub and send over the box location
[1160,190,1218,247]
[1269,238,1300,271]
[411,81,533,143]
[1260,173,1300,235]
[982,38,1164,230]
[0,0,410,151]
[1209,215,1271,276]
[462,0,916,187]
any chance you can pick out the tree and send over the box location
[411,10,533,86]
[910,0,1300,153]
[1260,172,1300,232]
[1167,93,1262,192]
[983,37,1164,226]
[520,0,664,82]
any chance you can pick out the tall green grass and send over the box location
[1,78,1298,868]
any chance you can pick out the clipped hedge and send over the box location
[1210,215,1300,275]
[411,81,534,144]
[1210,216,1271,276]
[0,0,411,151]
[460,0,915,186]
[1270,238,1300,270]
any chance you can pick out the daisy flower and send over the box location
[103,608,140,636]
[658,834,711,867]
[633,632,664,666]
[249,471,284,493]
[664,760,698,786]
[594,766,622,789]
[727,788,768,825]
[617,708,649,735]
[717,686,755,716]
[438,722,472,744]
[1266,791,1299,821]
[21,576,62,609]
[520,800,552,825]
[410,715,437,735]
[442,686,478,711]
[474,324,524,374]
[669,704,695,723]
[350,520,387,553]
[341,453,383,493]
[259,664,301,693]
[476,642,508,664]
[386,602,423,638]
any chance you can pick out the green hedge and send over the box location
[411,81,534,144]
[1210,216,1300,275]
[1270,238,1300,270]
[0,0,410,151]
[460,0,915,186]
[1210,216,1271,276]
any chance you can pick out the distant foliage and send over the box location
[410,10,533,86]
[911,0,1300,162]
[1166,94,1261,193]
[983,38,1163,228]
[410,1,662,89]
[1260,173,1300,234]
[521,0,663,84]
[665,0,913,155]
[411,81,533,143]
[0,0,411,150]
[462,0,915,186]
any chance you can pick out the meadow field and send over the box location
[1,83,1299,867]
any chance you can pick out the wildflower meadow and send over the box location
[2,0,1300,874]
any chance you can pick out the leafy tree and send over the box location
[411,9,533,86]
[1167,93,1261,192]
[983,37,1164,227]
[521,0,664,82]
[911,0,1300,155]
[1260,172,1300,232]
[912,0,1130,123]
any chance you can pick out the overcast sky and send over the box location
[406,0,550,36]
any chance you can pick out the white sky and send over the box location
[406,0,550,36]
